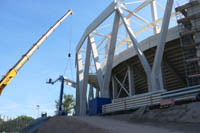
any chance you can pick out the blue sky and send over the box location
[0,0,112,118]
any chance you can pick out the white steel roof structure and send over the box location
[75,0,176,116]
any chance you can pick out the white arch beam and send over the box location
[89,35,104,92]
[102,12,120,98]
[76,2,116,53]
[118,7,152,92]
[151,0,174,91]
[80,39,92,116]
[76,52,83,115]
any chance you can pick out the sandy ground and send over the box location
[103,116,200,133]
[22,117,49,133]
[37,116,109,133]
[36,116,200,133]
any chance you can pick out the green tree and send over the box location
[0,115,34,132]
[56,94,76,114]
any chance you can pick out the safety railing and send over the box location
[102,85,200,114]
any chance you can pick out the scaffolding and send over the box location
[176,0,200,86]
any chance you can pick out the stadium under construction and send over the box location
[73,0,200,116]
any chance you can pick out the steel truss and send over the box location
[75,0,175,115]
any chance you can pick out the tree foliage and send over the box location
[0,115,34,132]
[56,94,76,114]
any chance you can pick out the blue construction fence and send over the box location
[89,98,111,115]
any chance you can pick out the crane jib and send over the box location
[0,9,73,95]
[0,69,17,95]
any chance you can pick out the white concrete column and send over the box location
[151,0,173,91]
[96,88,99,98]
[89,35,104,93]
[151,0,160,34]
[88,85,94,101]
[102,11,120,98]
[112,76,118,99]
[159,67,164,89]
[80,38,92,116]
[76,67,80,115]
[76,52,83,116]
[104,39,111,70]
[128,65,135,96]
[87,85,94,110]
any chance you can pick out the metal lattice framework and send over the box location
[75,0,176,116]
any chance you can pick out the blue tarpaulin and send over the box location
[89,98,111,115]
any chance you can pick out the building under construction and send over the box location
[74,0,200,116]
[0,0,199,121]
[1,0,200,132]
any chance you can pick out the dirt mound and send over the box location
[33,102,200,133]
[105,102,200,123]
[36,116,109,133]
[142,102,200,123]
[34,115,199,133]
[21,117,49,133]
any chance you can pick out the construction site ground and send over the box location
[106,102,200,123]
[34,115,199,133]
[23,102,199,133]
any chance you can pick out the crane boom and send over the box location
[0,9,73,95]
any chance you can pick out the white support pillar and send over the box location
[102,11,120,98]
[118,7,152,92]
[128,65,135,96]
[151,0,160,34]
[112,76,118,99]
[75,68,80,116]
[104,39,110,68]
[88,85,94,102]
[96,88,100,98]
[89,35,104,93]
[80,38,92,116]
[151,0,174,91]
[76,52,83,116]
[91,87,94,99]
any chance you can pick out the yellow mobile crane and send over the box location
[0,9,73,95]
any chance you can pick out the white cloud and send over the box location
[0,110,7,114]
[1,103,20,110]
[0,94,57,118]
[0,99,20,110]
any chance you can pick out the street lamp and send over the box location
[36,105,40,118]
